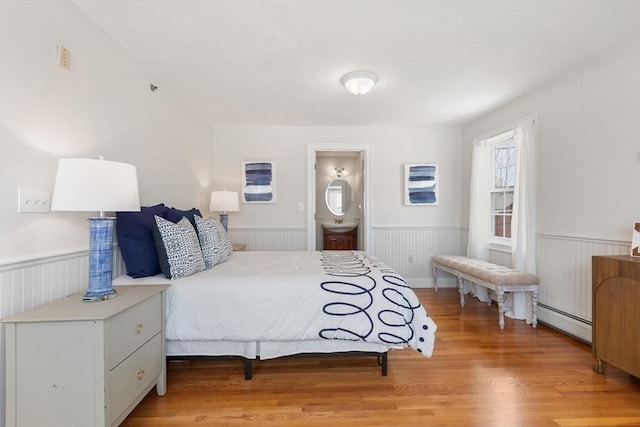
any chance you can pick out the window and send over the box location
[488,130,515,241]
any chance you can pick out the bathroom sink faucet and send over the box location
[335,219,343,224]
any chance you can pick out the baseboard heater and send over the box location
[537,302,592,344]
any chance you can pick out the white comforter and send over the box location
[118,251,437,358]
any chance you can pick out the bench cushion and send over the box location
[432,255,539,286]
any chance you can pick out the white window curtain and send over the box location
[503,118,537,322]
[465,138,492,303]
[466,118,537,322]
[511,119,537,274]
[467,138,490,261]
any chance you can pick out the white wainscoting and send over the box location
[536,233,630,343]
[0,249,126,320]
[371,227,466,288]
[227,227,307,251]
[226,226,465,288]
[0,226,462,321]
[489,248,512,267]
[3,229,625,344]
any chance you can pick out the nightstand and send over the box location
[232,243,247,251]
[3,284,169,427]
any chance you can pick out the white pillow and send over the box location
[194,215,233,269]
[153,215,205,279]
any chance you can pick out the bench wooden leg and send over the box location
[457,276,465,307]
[531,291,538,328]
[432,265,438,292]
[497,290,505,329]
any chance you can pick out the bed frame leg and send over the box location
[377,352,388,376]
[244,358,252,380]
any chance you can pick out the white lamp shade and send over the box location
[210,191,239,213]
[51,158,140,213]
[340,71,378,95]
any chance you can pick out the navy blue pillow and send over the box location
[166,207,202,228]
[116,203,168,278]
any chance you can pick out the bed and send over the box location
[114,250,437,378]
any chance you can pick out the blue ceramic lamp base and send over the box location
[83,217,118,302]
[219,213,229,232]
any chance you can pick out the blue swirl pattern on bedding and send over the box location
[320,251,436,355]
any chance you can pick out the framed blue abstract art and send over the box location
[241,161,276,203]
[404,164,439,206]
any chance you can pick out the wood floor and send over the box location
[121,288,640,427]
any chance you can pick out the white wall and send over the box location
[461,42,640,241]
[0,1,213,265]
[212,126,462,232]
[210,126,463,285]
[0,3,213,424]
[460,42,639,340]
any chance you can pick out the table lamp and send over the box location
[51,157,140,301]
[209,190,239,231]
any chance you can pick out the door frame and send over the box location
[307,143,372,252]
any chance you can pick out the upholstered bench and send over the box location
[431,255,539,329]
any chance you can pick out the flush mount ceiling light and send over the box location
[340,71,378,95]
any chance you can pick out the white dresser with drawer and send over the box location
[3,285,169,427]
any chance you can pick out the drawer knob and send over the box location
[137,369,145,380]
[136,323,144,334]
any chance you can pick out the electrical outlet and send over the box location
[408,255,414,263]
[297,202,304,211]
[57,44,70,70]
[18,189,50,213]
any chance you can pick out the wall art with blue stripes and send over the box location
[404,164,439,206]
[241,161,276,203]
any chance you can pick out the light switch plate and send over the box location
[18,189,50,213]
[57,44,70,70]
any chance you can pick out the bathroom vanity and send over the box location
[323,224,357,250]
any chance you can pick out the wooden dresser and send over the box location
[591,255,640,378]
[3,285,169,427]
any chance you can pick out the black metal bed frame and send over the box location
[168,351,388,380]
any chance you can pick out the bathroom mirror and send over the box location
[325,179,351,216]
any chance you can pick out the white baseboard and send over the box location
[407,277,457,289]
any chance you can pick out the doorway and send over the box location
[306,143,371,252]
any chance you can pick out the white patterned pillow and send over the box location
[153,215,205,279]
[194,215,232,268]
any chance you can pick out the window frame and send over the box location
[487,129,516,246]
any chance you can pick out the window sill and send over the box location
[489,241,512,254]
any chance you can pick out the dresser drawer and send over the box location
[109,292,162,368]
[109,332,162,423]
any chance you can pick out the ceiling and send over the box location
[73,0,640,127]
